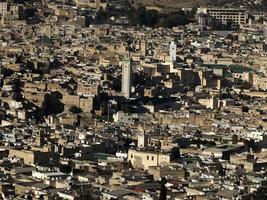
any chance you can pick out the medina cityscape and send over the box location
[0,0,267,199]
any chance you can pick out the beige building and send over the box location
[77,83,99,96]
[198,97,219,109]
[128,149,170,170]
[61,93,94,113]
[23,92,48,109]
[23,81,46,91]
[230,154,267,172]
[147,166,186,180]
[252,74,267,91]
[47,82,61,92]
[9,149,51,166]
[75,0,107,9]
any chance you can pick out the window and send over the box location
[152,156,154,161]
[131,154,133,159]
[147,155,149,160]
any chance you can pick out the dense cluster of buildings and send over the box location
[0,0,267,199]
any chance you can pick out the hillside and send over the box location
[132,0,206,9]
[131,0,266,11]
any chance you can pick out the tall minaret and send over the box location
[170,41,176,62]
[121,52,132,99]
[140,40,146,56]
[44,24,52,39]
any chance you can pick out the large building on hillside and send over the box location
[197,7,248,27]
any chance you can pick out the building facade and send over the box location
[197,7,248,26]
[128,149,170,170]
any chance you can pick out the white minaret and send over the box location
[170,41,176,62]
[121,52,132,98]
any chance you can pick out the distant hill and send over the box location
[131,0,266,11]
[132,0,206,9]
